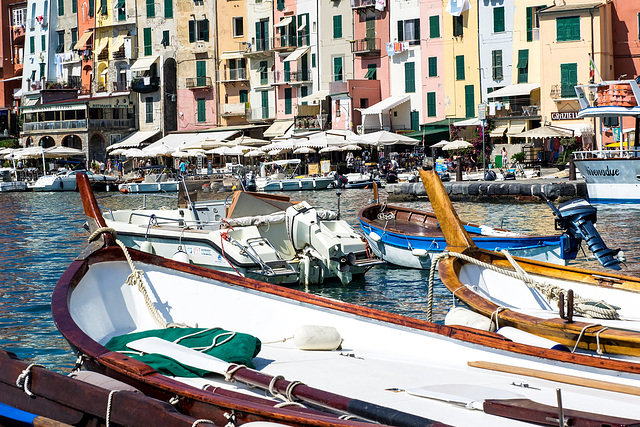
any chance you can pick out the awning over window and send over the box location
[274,16,292,28]
[21,103,86,114]
[284,46,309,62]
[112,33,127,51]
[489,124,509,137]
[360,95,410,116]
[487,83,540,99]
[94,37,109,55]
[220,51,245,60]
[299,90,329,104]
[263,120,294,137]
[107,130,161,151]
[507,121,527,136]
[130,55,159,72]
[74,31,93,50]
[297,23,306,31]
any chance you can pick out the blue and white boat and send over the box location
[257,159,333,191]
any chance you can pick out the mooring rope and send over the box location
[427,250,619,322]
[15,363,43,396]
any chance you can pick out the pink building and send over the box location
[273,0,298,120]
[420,0,444,123]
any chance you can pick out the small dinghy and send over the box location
[50,173,640,426]
[420,169,640,358]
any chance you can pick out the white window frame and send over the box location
[13,8,26,26]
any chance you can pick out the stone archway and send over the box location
[89,133,107,163]
[39,136,55,148]
[62,134,83,150]
[25,136,34,146]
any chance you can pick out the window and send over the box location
[233,17,243,37]
[197,98,206,122]
[465,85,474,118]
[453,15,463,37]
[13,8,25,26]
[285,88,292,114]
[526,6,543,42]
[146,97,154,123]
[333,15,342,39]
[30,36,34,54]
[429,15,440,38]
[161,30,169,46]
[57,31,65,53]
[164,0,173,18]
[59,0,64,15]
[239,90,248,103]
[311,53,316,68]
[196,60,206,86]
[277,0,284,11]
[492,50,503,80]
[259,60,268,85]
[71,28,78,49]
[557,16,580,42]
[99,0,107,15]
[560,63,577,98]
[41,35,46,52]
[40,63,45,80]
[89,0,94,17]
[143,28,152,56]
[397,19,420,45]
[146,0,155,18]
[428,56,437,77]
[300,86,308,105]
[455,55,465,80]
[517,49,529,83]
[297,13,309,46]
[117,0,126,21]
[30,3,35,27]
[493,7,505,32]
[72,0,77,13]
[261,91,269,119]
[427,92,436,117]
[333,56,343,82]
[404,62,415,93]
[364,64,377,80]
[283,61,290,82]
[189,19,210,42]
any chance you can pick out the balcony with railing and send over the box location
[23,119,88,132]
[186,76,213,90]
[88,118,135,129]
[244,37,273,57]
[221,102,250,117]
[249,107,276,121]
[131,76,160,93]
[550,84,578,101]
[351,0,376,9]
[351,38,381,56]
[218,68,248,83]
[44,76,83,91]
[272,35,297,52]
[272,69,311,85]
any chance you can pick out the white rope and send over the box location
[15,363,43,397]
[192,420,216,426]
[224,364,246,382]
[88,227,168,329]
[285,380,304,402]
[105,390,119,427]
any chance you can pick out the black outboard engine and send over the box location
[335,174,349,189]
[243,171,257,192]
[386,171,398,184]
[547,198,621,270]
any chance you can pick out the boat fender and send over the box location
[293,325,342,351]
[497,326,569,352]
[444,307,496,332]
[368,231,382,242]
[140,241,155,254]
[173,246,190,263]
[411,248,429,257]
[70,370,141,392]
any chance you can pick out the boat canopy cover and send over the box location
[105,327,261,376]
[263,159,301,166]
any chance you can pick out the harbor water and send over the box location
[1,188,639,372]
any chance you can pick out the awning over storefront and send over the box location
[74,31,93,50]
[360,96,410,116]
[22,97,39,107]
[220,51,245,60]
[452,117,482,127]
[21,103,86,114]
[274,16,293,28]
[130,55,159,72]
[284,46,309,62]
[489,124,509,137]
[507,121,526,136]
[263,120,294,138]
[578,106,640,118]
[554,123,594,137]
[299,90,329,103]
[487,83,540,99]
[107,130,160,151]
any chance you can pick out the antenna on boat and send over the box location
[336,187,342,219]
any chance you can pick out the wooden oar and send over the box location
[418,170,476,250]
[128,337,449,427]
[0,402,73,427]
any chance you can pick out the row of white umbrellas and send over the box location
[1,145,85,160]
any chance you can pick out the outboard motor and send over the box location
[243,171,257,192]
[386,171,398,184]
[335,174,349,189]
[547,198,621,270]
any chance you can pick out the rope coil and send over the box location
[16,363,43,396]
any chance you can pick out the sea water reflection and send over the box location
[0,188,638,371]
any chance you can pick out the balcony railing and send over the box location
[272,35,297,51]
[44,77,83,90]
[250,107,275,121]
[23,119,88,132]
[351,38,381,56]
[113,49,126,60]
[244,37,273,55]
[273,69,311,84]
[222,102,250,116]
[131,76,160,93]
[351,0,376,9]
[218,68,248,82]
[550,84,578,100]
[88,119,135,129]
[186,76,213,89]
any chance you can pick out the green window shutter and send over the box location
[493,7,505,32]
[41,35,46,51]
[411,110,419,131]
[428,57,437,77]
[261,91,269,119]
[161,30,169,46]
[456,55,465,80]
[146,0,155,18]
[492,50,503,80]
[255,22,261,49]
[397,20,404,42]
[240,90,248,103]
[365,64,376,79]
[197,98,206,122]
[143,28,152,55]
[284,88,292,114]
[300,86,308,105]
[526,7,533,42]
[203,19,209,41]
[333,15,342,39]
[414,19,420,42]
[118,0,126,21]
[100,0,106,15]
[427,92,436,117]
[517,49,529,83]
[464,85,474,118]
[557,16,579,42]
[189,21,195,43]
[429,15,440,38]
[59,0,64,16]
[284,61,290,82]
[145,97,153,123]
[404,62,415,93]
[259,60,268,84]
[165,0,173,18]
[30,36,34,54]
[561,63,577,98]
[71,29,77,49]
[88,0,94,17]
[333,57,342,81]
[277,0,284,10]
[454,15,463,37]
[311,53,316,68]
[72,0,77,13]
[40,63,45,79]
[196,60,206,86]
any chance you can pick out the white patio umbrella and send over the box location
[0,147,14,155]
[109,148,127,155]
[268,149,286,156]
[293,147,316,154]
[244,149,265,157]
[122,148,147,158]
[319,146,343,153]
[44,146,85,158]
[430,140,450,148]
[143,144,175,157]
[360,130,419,146]
[442,139,472,151]
[231,136,270,146]
[261,140,295,151]
[173,149,205,158]
[341,144,362,151]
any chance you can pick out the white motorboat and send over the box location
[257,159,333,191]
[118,171,180,193]
[0,168,27,192]
[30,169,117,192]
[90,184,382,285]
